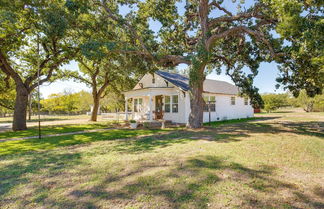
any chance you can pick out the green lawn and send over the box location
[0,111,323,208]
[0,114,89,123]
[0,122,117,140]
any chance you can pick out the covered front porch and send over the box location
[124,87,175,121]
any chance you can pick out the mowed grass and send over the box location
[0,114,89,124]
[0,111,323,208]
[0,122,117,140]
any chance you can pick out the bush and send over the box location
[261,93,289,113]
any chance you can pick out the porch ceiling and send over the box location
[123,87,176,98]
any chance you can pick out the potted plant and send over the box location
[129,120,137,129]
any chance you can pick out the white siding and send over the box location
[202,94,254,123]
[163,91,187,123]
[125,73,253,124]
[133,73,174,89]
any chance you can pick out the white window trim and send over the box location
[231,96,236,105]
[133,98,143,112]
[164,94,179,113]
[244,97,249,105]
[203,95,216,112]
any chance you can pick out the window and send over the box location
[172,95,178,113]
[203,96,209,111]
[231,96,236,105]
[209,96,216,112]
[133,98,143,112]
[164,95,178,113]
[152,78,155,84]
[203,96,216,112]
[164,96,170,112]
[244,97,248,105]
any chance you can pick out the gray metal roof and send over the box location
[155,70,238,95]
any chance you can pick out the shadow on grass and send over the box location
[0,151,85,208]
[1,118,322,157]
[0,117,71,124]
[203,116,279,127]
[0,129,172,156]
[1,115,323,208]
[66,155,323,208]
[0,123,114,140]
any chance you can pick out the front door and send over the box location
[155,95,163,120]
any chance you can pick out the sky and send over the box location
[40,0,285,98]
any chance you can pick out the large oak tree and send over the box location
[89,0,323,128]
[0,0,78,130]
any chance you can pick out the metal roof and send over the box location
[155,70,190,91]
[155,70,238,95]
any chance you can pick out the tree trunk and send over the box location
[91,95,100,121]
[188,64,206,128]
[12,84,29,131]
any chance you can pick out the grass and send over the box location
[0,129,171,156]
[0,122,117,140]
[0,114,89,123]
[0,110,323,208]
[204,117,257,127]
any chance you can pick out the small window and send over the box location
[133,98,143,112]
[231,96,236,105]
[164,96,170,113]
[172,95,178,113]
[204,96,216,112]
[203,96,209,112]
[244,97,248,105]
[152,78,155,84]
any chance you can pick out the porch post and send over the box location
[148,94,153,121]
[132,98,134,120]
[125,97,128,121]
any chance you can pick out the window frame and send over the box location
[133,98,143,112]
[203,95,216,112]
[231,96,236,105]
[164,95,179,113]
[244,97,248,105]
[172,95,178,113]
[164,96,171,113]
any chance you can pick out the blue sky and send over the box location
[41,0,285,98]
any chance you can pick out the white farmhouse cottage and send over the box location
[123,70,253,124]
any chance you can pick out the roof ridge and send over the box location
[156,70,189,79]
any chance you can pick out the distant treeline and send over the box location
[261,90,324,113]
[0,90,125,117]
[40,90,125,115]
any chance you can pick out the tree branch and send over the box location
[0,50,24,85]
[0,100,14,110]
[208,4,276,28]
[98,72,110,98]
[209,1,233,16]
[95,0,155,60]
[207,26,284,58]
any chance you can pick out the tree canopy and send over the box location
[79,0,323,127]
[1,0,322,129]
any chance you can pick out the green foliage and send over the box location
[0,72,15,110]
[41,90,92,114]
[273,0,324,97]
[296,90,324,112]
[261,93,290,113]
